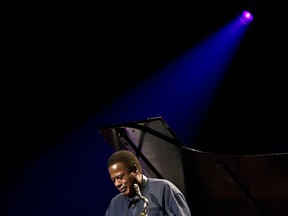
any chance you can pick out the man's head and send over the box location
[107,150,142,197]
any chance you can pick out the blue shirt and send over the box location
[105,175,191,216]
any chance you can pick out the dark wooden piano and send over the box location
[99,117,288,216]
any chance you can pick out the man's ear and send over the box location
[132,165,139,173]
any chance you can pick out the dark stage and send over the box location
[2,1,287,216]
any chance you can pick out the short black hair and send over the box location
[107,150,142,173]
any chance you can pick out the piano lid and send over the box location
[98,116,288,216]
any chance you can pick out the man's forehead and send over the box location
[110,162,125,169]
[109,163,126,173]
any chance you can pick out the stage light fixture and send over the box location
[240,10,253,24]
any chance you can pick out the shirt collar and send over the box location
[140,174,148,191]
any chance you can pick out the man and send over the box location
[105,150,191,216]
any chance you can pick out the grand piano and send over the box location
[98,116,288,216]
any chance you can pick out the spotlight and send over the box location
[240,10,253,24]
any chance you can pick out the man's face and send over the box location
[108,162,137,197]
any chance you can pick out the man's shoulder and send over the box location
[147,177,173,185]
[147,177,181,192]
[111,192,124,202]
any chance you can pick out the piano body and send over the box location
[98,117,288,216]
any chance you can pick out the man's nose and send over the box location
[114,179,122,187]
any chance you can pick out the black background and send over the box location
[5,1,286,153]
